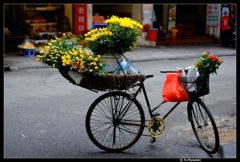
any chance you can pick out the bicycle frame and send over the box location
[129,80,181,121]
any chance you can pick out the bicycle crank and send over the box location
[147,116,165,137]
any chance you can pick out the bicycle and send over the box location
[85,71,220,154]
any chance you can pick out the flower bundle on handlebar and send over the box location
[162,51,224,101]
[179,52,224,98]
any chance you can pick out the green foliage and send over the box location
[195,52,224,77]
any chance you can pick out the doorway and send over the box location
[176,5,207,36]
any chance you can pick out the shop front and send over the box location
[5,3,230,53]
[4,4,67,52]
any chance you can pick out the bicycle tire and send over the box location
[187,98,220,154]
[85,91,145,152]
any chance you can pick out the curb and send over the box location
[4,65,51,71]
[4,53,236,71]
[132,53,236,62]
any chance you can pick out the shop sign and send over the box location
[142,10,152,25]
[221,6,229,31]
[206,4,220,26]
[74,4,87,35]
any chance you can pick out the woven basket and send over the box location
[58,68,144,91]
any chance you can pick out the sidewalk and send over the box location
[4,45,236,71]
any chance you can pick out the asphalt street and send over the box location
[4,56,236,159]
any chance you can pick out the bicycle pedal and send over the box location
[150,137,156,143]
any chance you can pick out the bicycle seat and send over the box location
[144,75,154,79]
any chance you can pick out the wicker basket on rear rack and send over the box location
[179,75,209,98]
[58,67,144,91]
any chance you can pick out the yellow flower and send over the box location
[88,56,93,60]
[85,50,90,56]
[90,62,97,66]
[43,51,48,55]
[79,48,83,54]
[72,50,78,56]
[80,54,84,58]
[69,50,73,55]
[36,56,41,61]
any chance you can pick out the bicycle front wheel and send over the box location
[85,91,145,152]
[188,98,219,154]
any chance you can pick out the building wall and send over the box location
[132,4,142,23]
[87,4,93,31]
[64,4,73,32]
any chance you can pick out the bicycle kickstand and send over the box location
[150,137,156,143]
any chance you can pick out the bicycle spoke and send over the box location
[197,102,208,126]
[118,95,125,117]
[86,92,144,152]
[93,124,113,142]
[96,103,112,118]
[119,101,135,120]
[192,102,201,127]
[99,101,112,116]
[102,126,113,147]
[92,110,112,120]
[113,126,116,145]
[190,99,219,153]
[118,126,132,144]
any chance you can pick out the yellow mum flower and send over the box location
[69,50,73,55]
[73,50,78,56]
[80,54,84,58]
[90,62,97,66]
[94,58,98,62]
[85,49,90,56]
[88,56,93,60]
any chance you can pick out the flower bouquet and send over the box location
[84,16,143,73]
[84,15,143,55]
[37,35,107,85]
[37,34,144,91]
[180,51,224,98]
[195,51,224,77]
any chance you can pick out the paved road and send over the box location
[4,56,236,158]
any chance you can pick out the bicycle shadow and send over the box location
[86,150,139,157]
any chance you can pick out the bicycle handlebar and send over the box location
[160,71,179,73]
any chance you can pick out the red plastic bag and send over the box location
[162,72,189,102]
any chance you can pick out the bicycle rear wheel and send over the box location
[187,98,219,154]
[85,91,145,152]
